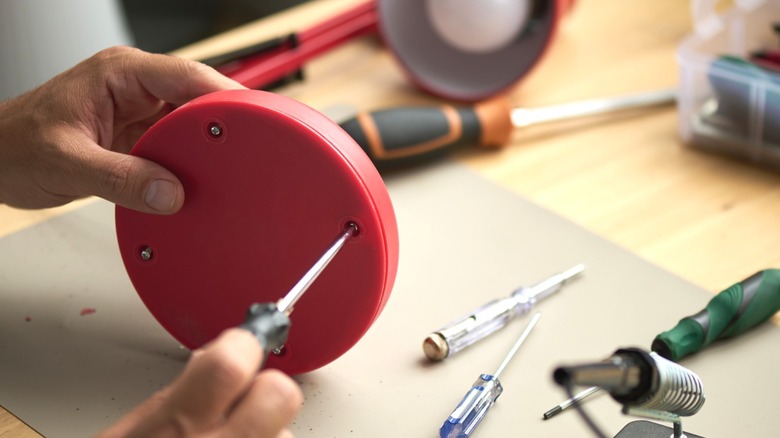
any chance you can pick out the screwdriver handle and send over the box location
[339,96,513,168]
[439,314,539,438]
[424,297,523,361]
[652,269,780,361]
[440,374,503,438]
[240,302,292,367]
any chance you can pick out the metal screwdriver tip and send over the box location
[560,263,585,281]
[275,223,358,314]
[344,221,359,236]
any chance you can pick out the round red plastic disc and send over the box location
[115,90,399,375]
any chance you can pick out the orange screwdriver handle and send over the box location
[339,96,513,168]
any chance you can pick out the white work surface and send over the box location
[1,161,779,437]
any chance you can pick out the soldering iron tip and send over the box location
[543,406,562,420]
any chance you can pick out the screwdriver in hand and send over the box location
[339,89,676,168]
[239,222,358,366]
[440,312,542,438]
[543,268,780,419]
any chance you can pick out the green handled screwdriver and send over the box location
[652,269,780,361]
[543,268,780,419]
[339,89,675,169]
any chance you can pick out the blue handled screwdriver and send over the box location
[440,312,542,438]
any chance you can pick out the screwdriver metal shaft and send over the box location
[240,223,358,361]
[277,222,358,314]
[493,313,542,379]
[510,89,676,127]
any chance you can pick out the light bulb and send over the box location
[425,0,532,54]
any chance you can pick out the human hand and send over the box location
[0,46,244,214]
[96,328,303,438]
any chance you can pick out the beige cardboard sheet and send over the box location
[1,161,779,437]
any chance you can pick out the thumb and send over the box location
[73,146,185,214]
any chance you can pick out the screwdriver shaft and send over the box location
[276,223,357,314]
[494,312,542,379]
[241,222,359,362]
[510,89,676,128]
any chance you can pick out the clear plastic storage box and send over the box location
[677,0,780,169]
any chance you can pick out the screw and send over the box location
[139,246,153,261]
[208,123,222,138]
[345,221,360,236]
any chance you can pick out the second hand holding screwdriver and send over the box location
[424,264,584,361]
[339,89,676,168]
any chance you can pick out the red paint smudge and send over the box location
[25,316,31,322]
[80,308,96,316]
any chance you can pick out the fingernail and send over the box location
[144,179,178,212]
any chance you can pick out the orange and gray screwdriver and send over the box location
[239,222,358,366]
[543,268,780,419]
[339,89,676,168]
